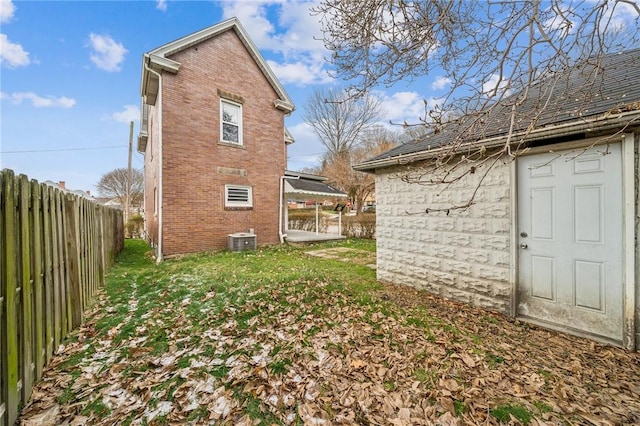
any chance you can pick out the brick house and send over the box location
[137,18,294,259]
[355,49,640,350]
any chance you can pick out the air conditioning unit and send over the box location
[228,232,257,252]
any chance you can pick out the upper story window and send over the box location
[221,99,242,145]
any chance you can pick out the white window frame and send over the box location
[225,184,252,208]
[220,99,243,145]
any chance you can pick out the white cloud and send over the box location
[88,33,127,72]
[221,1,277,49]
[374,91,428,125]
[542,5,577,37]
[156,0,167,12]
[1,0,15,23]
[0,33,29,68]
[276,1,325,55]
[5,91,76,108]
[482,73,511,98]
[267,59,331,86]
[221,1,331,87]
[222,1,325,56]
[109,105,140,123]
[431,76,452,91]
[286,121,325,169]
[601,0,640,34]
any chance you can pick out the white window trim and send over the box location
[220,99,243,145]
[225,184,252,208]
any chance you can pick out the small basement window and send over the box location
[225,184,252,208]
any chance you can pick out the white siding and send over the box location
[375,158,512,313]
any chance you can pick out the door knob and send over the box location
[520,243,528,249]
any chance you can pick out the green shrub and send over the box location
[125,214,144,238]
[287,209,328,233]
[342,214,376,239]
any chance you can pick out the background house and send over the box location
[137,18,294,259]
[355,48,640,350]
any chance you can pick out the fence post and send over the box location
[1,170,20,426]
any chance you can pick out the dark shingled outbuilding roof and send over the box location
[284,170,347,199]
[356,48,640,171]
[285,178,346,196]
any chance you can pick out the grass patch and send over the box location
[486,352,505,367]
[268,359,292,375]
[454,400,467,416]
[533,400,553,414]
[82,398,111,419]
[490,403,532,424]
[24,237,632,425]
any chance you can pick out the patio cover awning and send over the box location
[284,171,347,200]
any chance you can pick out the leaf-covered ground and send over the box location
[20,239,640,425]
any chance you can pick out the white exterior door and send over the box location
[517,144,623,342]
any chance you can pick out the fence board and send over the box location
[30,181,44,381]
[42,186,54,364]
[63,194,82,329]
[18,175,34,405]
[0,171,6,424]
[50,189,62,351]
[57,191,70,338]
[1,170,19,426]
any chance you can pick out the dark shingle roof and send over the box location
[357,48,640,170]
[284,178,346,197]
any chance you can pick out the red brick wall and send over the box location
[158,29,288,256]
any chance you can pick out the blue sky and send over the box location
[0,0,441,193]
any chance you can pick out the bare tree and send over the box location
[304,87,384,156]
[96,168,144,210]
[313,0,640,210]
[322,126,400,214]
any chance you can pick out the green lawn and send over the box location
[20,239,640,425]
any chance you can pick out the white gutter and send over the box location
[144,60,164,262]
[354,110,640,171]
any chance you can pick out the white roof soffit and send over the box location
[141,17,294,113]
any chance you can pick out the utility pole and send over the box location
[126,120,134,226]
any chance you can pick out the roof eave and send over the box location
[354,110,640,172]
[140,54,181,106]
[141,17,295,113]
[137,132,148,153]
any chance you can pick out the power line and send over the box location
[1,145,127,154]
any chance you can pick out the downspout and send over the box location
[144,60,164,262]
[279,176,286,243]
